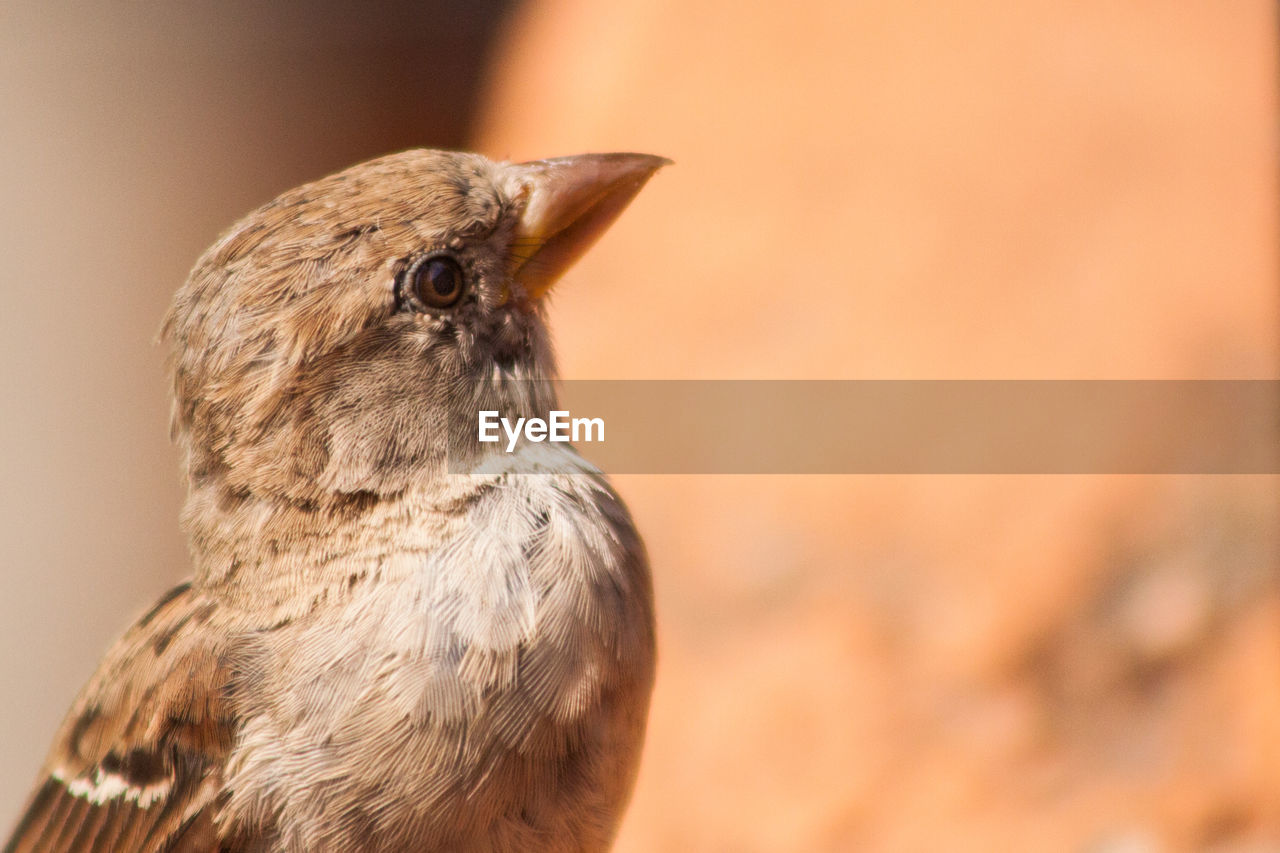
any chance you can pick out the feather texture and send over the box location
[6,584,233,853]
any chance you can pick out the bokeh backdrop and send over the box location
[1,2,1276,851]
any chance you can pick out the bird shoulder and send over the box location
[5,582,235,853]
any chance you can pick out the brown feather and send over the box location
[5,584,234,853]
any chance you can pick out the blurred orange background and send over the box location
[1,2,1276,851]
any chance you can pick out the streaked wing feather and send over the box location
[4,583,235,853]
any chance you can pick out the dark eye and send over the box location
[403,254,466,310]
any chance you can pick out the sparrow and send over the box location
[4,149,666,852]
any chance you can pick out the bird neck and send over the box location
[179,474,485,619]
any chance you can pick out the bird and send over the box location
[4,149,667,852]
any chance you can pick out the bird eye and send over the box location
[403,254,466,310]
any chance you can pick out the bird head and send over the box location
[163,150,667,505]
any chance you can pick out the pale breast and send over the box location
[218,457,655,852]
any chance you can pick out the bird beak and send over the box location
[507,153,671,301]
